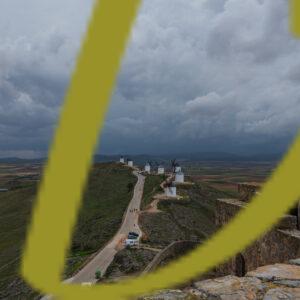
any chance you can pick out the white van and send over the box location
[125,239,138,247]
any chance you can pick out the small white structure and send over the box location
[125,239,139,247]
[145,163,151,173]
[175,172,184,183]
[164,183,177,197]
[175,166,182,173]
[120,156,125,163]
[157,166,165,175]
[127,159,133,167]
[81,282,93,286]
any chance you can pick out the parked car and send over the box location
[128,231,139,237]
[128,234,138,240]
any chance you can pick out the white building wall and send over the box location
[158,167,165,175]
[120,157,125,163]
[145,165,151,173]
[175,173,184,183]
[164,186,177,197]
[128,161,133,167]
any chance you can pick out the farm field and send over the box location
[0,163,41,188]
[182,161,275,197]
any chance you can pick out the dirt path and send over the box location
[144,173,174,213]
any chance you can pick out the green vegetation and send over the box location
[65,163,137,275]
[0,162,137,297]
[141,175,165,209]
[95,269,102,279]
[0,182,38,299]
[71,163,136,253]
[139,182,231,247]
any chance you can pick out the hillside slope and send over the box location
[0,163,136,298]
[140,182,231,247]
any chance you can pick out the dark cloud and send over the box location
[0,0,300,158]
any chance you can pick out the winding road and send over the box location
[69,170,145,284]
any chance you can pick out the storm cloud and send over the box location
[0,0,300,157]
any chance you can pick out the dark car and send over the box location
[128,231,139,237]
[128,232,139,239]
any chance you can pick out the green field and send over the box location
[0,162,136,298]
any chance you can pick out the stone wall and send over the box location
[215,198,300,276]
[237,183,260,202]
[142,240,199,274]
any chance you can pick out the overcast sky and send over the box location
[0,0,300,158]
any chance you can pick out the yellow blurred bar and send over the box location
[290,0,300,37]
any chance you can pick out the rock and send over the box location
[185,289,212,299]
[276,215,298,230]
[263,288,300,300]
[289,258,300,266]
[138,264,300,299]
[138,290,192,300]
[247,264,300,287]
[192,275,266,299]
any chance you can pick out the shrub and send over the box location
[95,269,102,279]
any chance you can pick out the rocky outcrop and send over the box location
[238,183,260,202]
[139,263,300,300]
[246,264,300,288]
[263,288,300,300]
[138,290,192,300]
[290,258,300,266]
[190,275,266,299]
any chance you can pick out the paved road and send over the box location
[69,170,145,284]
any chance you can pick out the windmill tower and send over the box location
[145,162,151,173]
[120,156,125,163]
[175,171,184,183]
[157,165,165,175]
[164,182,177,197]
[127,158,133,167]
